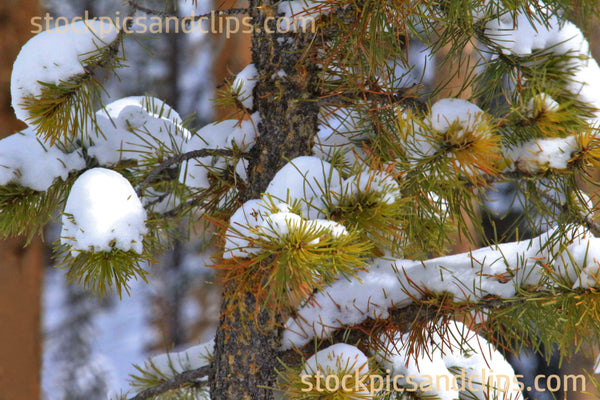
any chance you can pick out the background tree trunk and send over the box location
[0,2,44,400]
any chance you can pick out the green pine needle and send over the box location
[20,74,103,146]
[55,243,150,298]
[0,181,67,242]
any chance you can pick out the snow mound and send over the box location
[430,98,485,137]
[11,20,119,124]
[0,128,85,191]
[89,96,191,165]
[265,156,341,219]
[378,320,522,400]
[61,168,147,254]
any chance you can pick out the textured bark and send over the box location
[0,2,43,400]
[244,6,320,200]
[210,1,320,398]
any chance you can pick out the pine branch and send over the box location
[318,86,427,112]
[127,365,211,400]
[477,168,600,236]
[21,18,128,145]
[123,290,551,399]
[538,189,600,237]
[126,0,249,20]
[135,148,238,196]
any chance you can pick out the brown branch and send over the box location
[127,365,212,400]
[135,148,237,196]
[124,288,553,398]
[126,0,249,21]
[319,87,427,112]
[125,297,503,398]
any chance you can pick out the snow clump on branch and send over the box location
[11,20,118,124]
[61,168,147,255]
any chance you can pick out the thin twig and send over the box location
[127,365,212,400]
[161,197,207,218]
[319,87,427,112]
[126,0,249,21]
[136,148,237,196]
[538,189,600,237]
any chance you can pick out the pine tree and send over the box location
[6,0,600,399]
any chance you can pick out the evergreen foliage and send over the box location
[5,0,600,399]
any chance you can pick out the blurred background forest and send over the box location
[0,0,250,398]
[0,1,599,399]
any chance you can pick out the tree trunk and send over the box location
[0,2,43,400]
[210,2,320,398]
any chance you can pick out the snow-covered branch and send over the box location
[135,148,239,196]
[282,226,600,349]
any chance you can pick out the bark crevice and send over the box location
[210,2,320,399]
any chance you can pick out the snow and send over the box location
[402,98,493,177]
[88,96,191,165]
[282,226,598,349]
[312,109,366,165]
[223,199,348,259]
[232,64,257,109]
[61,168,147,254]
[481,9,600,112]
[526,93,559,117]
[378,320,521,400]
[260,209,305,238]
[394,41,435,88]
[260,209,348,242]
[0,128,85,191]
[341,171,401,205]
[555,229,600,289]
[506,135,577,172]
[483,12,584,57]
[301,343,368,374]
[300,343,373,399]
[265,156,341,219]
[278,0,319,31]
[430,98,485,138]
[300,344,370,397]
[148,339,213,377]
[223,199,268,259]
[567,55,600,113]
[11,20,119,125]
[178,115,258,190]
